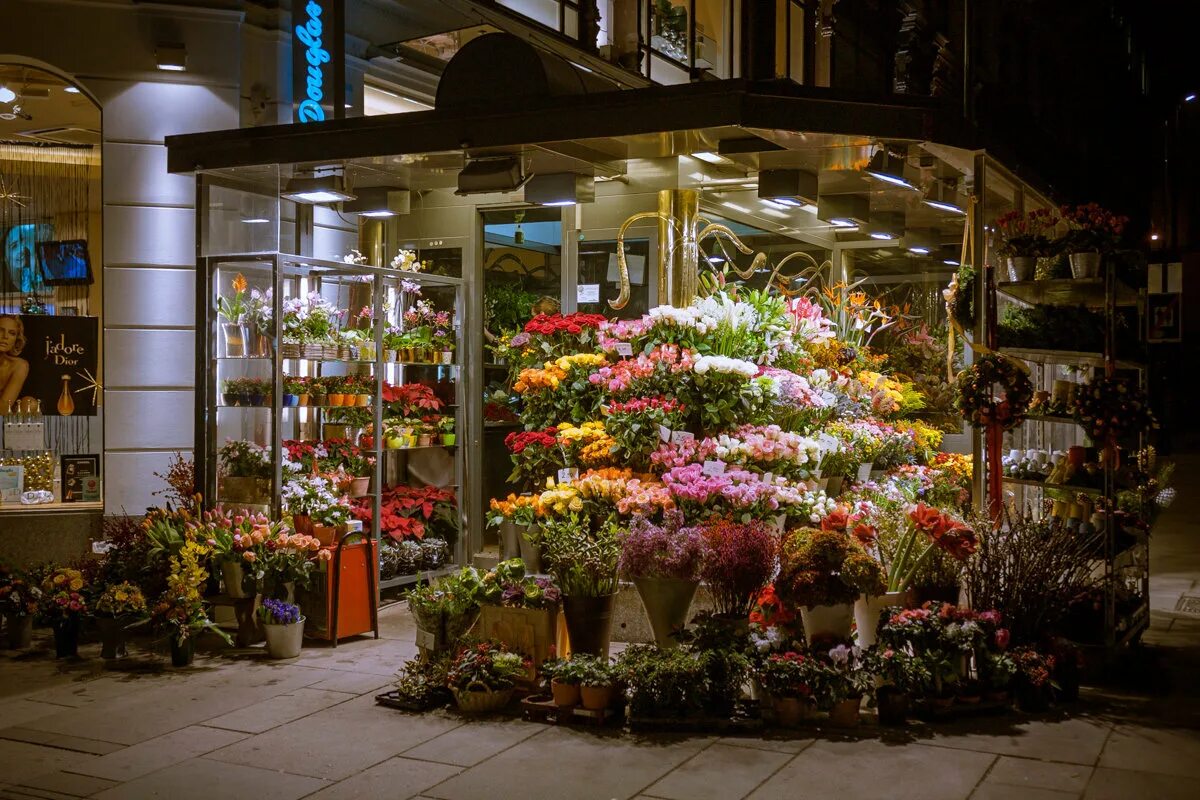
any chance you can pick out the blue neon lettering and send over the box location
[295,1,330,123]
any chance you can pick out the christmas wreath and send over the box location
[954,353,1033,431]
[1071,375,1157,443]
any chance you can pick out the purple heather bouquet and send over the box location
[618,511,705,581]
[257,598,302,626]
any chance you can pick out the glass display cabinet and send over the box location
[198,252,468,595]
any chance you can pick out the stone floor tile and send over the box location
[69,725,247,782]
[642,742,792,800]
[424,727,714,800]
[1083,767,1199,800]
[304,757,462,800]
[0,728,124,755]
[970,784,1077,800]
[0,700,70,729]
[1098,725,1200,777]
[91,758,327,800]
[923,716,1112,765]
[15,770,118,797]
[0,741,97,787]
[21,676,150,710]
[305,671,394,696]
[400,718,543,767]
[202,688,352,733]
[204,695,463,781]
[983,756,1092,794]
[747,740,994,800]
[716,735,815,755]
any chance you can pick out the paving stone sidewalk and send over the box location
[1,458,1198,799]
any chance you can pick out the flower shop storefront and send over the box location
[148,74,1162,723]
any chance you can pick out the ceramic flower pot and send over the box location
[384,349,397,362]
[263,618,305,659]
[5,614,32,649]
[876,686,909,726]
[282,394,298,407]
[327,393,345,407]
[170,635,194,667]
[356,394,371,407]
[309,392,326,407]
[291,513,313,535]
[773,695,813,728]
[53,617,80,659]
[1006,256,1036,282]
[297,394,310,406]
[442,433,457,446]
[800,603,853,645]
[96,614,132,659]
[221,559,255,599]
[517,528,542,573]
[562,594,616,658]
[348,477,371,498]
[633,577,699,650]
[551,679,581,707]
[418,434,434,447]
[853,590,913,648]
[828,696,861,727]
[312,524,339,546]
[580,684,615,711]
[1069,251,1101,279]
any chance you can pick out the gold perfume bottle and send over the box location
[57,374,75,416]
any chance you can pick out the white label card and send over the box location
[658,425,672,443]
[670,430,695,445]
[702,460,726,477]
[614,342,633,357]
[576,283,601,304]
[557,468,578,485]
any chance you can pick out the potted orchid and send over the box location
[618,511,705,649]
[245,285,274,357]
[217,273,249,357]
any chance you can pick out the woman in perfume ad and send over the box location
[0,314,30,413]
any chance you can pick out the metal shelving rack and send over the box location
[986,261,1150,648]
[197,252,469,596]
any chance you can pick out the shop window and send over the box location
[576,237,652,319]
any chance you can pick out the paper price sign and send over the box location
[702,460,726,477]
[670,430,695,444]
[614,342,633,357]
[557,468,579,485]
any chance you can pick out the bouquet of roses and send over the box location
[0,576,41,617]
[995,208,1061,258]
[1059,202,1127,253]
[588,344,697,399]
[521,312,606,361]
[504,428,562,486]
[603,396,687,469]
[38,568,88,623]
[556,421,616,469]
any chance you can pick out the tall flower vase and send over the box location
[222,322,248,358]
[170,635,195,667]
[517,528,542,573]
[562,594,616,658]
[53,617,81,659]
[221,560,255,599]
[799,603,852,646]
[96,615,132,659]
[6,614,33,649]
[633,577,699,649]
[1006,256,1036,282]
[853,590,913,648]
[499,521,521,560]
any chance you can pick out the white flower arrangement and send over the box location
[692,355,759,377]
[343,249,369,265]
[391,249,421,271]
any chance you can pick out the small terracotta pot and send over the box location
[328,393,346,406]
[580,684,615,711]
[828,697,861,727]
[357,394,371,407]
[297,394,310,406]
[551,680,581,707]
[774,695,812,728]
[312,524,339,546]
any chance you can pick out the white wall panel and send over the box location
[105,330,195,388]
[103,143,194,207]
[105,450,192,515]
[104,205,195,266]
[104,267,195,327]
[92,79,239,142]
[105,390,194,449]
[314,225,358,262]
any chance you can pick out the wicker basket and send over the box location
[452,682,514,714]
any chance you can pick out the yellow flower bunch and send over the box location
[557,421,615,467]
[896,419,944,457]
[553,352,608,373]
[857,370,905,415]
[44,568,85,593]
[556,420,606,445]
[574,468,636,503]
[512,362,568,394]
[932,452,973,485]
[539,485,583,516]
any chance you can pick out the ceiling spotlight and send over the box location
[1150,233,1160,241]
[817,193,870,227]
[0,86,14,104]
[758,169,818,208]
[281,174,356,204]
[156,44,188,72]
[943,259,960,266]
[864,146,917,190]
[1186,94,1197,103]
[903,228,938,254]
[866,211,905,241]
[524,173,595,206]
[63,86,81,94]
[691,151,728,165]
[870,232,896,240]
[457,156,528,196]
[342,187,411,217]
[922,182,965,214]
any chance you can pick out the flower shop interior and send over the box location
[3,62,1174,749]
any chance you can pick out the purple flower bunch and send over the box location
[699,518,778,618]
[257,598,302,626]
[618,511,705,581]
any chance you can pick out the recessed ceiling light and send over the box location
[943,259,960,266]
[155,44,188,72]
[63,86,81,95]
[830,218,858,227]
[541,200,576,207]
[870,232,896,240]
[359,210,396,217]
[0,86,14,104]
[281,174,356,204]
[908,246,931,254]
[864,148,917,190]
[242,218,270,224]
[692,151,727,164]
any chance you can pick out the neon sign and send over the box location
[291,0,343,124]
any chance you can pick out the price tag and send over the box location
[658,425,672,443]
[557,468,578,485]
[91,540,114,555]
[702,460,726,477]
[576,283,601,304]
[762,471,774,485]
[3,421,45,451]
[614,342,633,357]
[670,430,695,445]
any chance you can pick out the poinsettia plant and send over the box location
[383,382,443,417]
[352,485,458,543]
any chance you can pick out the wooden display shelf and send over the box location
[0,499,103,514]
[999,347,1143,371]
[997,277,1139,308]
[1000,476,1103,496]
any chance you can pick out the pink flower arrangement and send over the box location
[649,437,718,470]
[615,478,675,517]
[587,344,696,395]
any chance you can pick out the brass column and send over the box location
[657,188,700,308]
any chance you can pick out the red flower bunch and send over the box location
[819,505,877,546]
[524,312,606,336]
[353,485,457,542]
[605,397,684,415]
[484,402,518,423]
[383,382,442,415]
[504,428,558,455]
[749,584,795,629]
[1060,202,1127,251]
[907,502,978,560]
[1011,646,1056,688]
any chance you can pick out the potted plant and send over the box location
[758,651,817,727]
[574,654,617,710]
[1011,646,1056,711]
[697,518,776,635]
[446,639,529,714]
[245,285,274,357]
[407,567,483,658]
[391,655,452,711]
[865,646,930,726]
[417,420,435,448]
[246,377,269,407]
[476,559,561,677]
[615,644,706,719]
[995,208,1060,281]
[221,378,243,407]
[0,574,41,649]
[258,598,305,659]
[812,642,872,727]
[327,377,347,407]
[979,650,1016,705]
[149,541,232,666]
[542,655,586,707]
[1058,202,1126,278]
[540,511,620,657]
[618,511,705,649]
[439,415,457,446]
[217,272,249,357]
[93,581,148,659]
[307,376,327,407]
[218,440,272,506]
[282,477,351,545]
[776,526,884,645]
[37,568,87,659]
